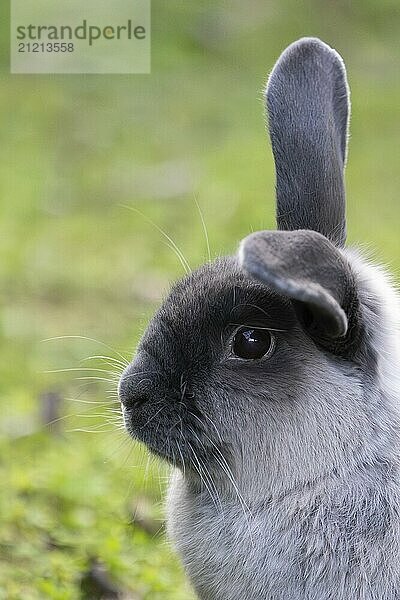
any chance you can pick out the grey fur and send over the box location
[119,38,400,599]
[267,37,349,247]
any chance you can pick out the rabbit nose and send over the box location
[120,390,148,410]
[118,360,153,410]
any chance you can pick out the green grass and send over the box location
[1,0,400,597]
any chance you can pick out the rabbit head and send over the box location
[119,38,398,501]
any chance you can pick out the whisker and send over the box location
[119,371,160,381]
[83,355,129,369]
[193,194,211,263]
[190,422,254,545]
[120,204,191,274]
[189,410,223,446]
[162,240,193,275]
[43,368,120,375]
[176,422,186,480]
[41,335,129,365]
[67,427,122,434]
[74,376,117,383]
[104,434,133,463]
[66,397,120,405]
[186,438,222,514]
[186,427,224,518]
[139,402,165,431]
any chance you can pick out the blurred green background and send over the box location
[1,1,399,598]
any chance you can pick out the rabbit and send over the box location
[119,37,400,600]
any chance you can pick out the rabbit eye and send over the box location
[232,327,275,360]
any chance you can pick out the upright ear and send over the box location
[239,230,359,351]
[267,37,350,248]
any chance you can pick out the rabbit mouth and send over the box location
[122,402,228,476]
[121,402,183,465]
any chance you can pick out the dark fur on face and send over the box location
[119,254,370,491]
[120,258,297,469]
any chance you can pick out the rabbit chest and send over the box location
[167,472,400,600]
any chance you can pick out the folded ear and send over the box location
[239,230,358,346]
[267,37,350,248]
